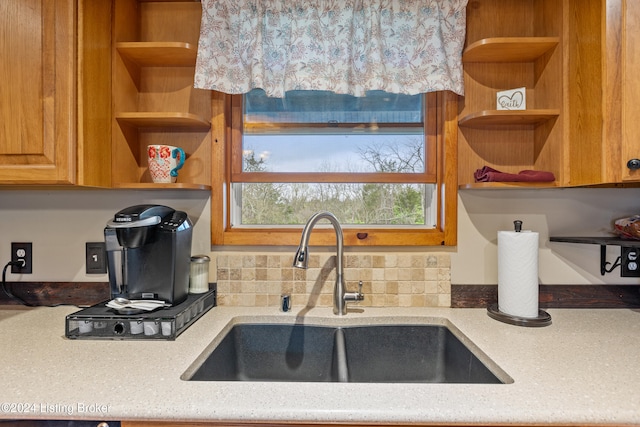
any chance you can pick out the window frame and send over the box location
[210,91,458,247]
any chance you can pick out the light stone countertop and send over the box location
[1,305,640,425]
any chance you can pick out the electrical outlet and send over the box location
[86,242,107,274]
[11,242,32,274]
[621,247,640,277]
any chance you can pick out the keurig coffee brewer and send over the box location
[104,204,192,305]
[64,204,216,340]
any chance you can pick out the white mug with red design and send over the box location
[147,145,185,183]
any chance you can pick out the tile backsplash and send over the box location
[214,252,451,309]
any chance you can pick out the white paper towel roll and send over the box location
[497,230,539,318]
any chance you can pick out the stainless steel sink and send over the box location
[182,320,511,383]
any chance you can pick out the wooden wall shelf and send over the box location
[458,1,565,189]
[113,183,211,190]
[116,42,197,67]
[111,0,211,190]
[460,181,558,189]
[116,112,211,130]
[458,109,561,127]
[463,37,560,63]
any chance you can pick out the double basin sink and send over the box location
[182,317,512,384]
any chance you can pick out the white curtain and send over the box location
[194,0,468,97]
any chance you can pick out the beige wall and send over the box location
[453,188,640,285]
[0,190,210,282]
[1,187,639,305]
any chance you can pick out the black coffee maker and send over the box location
[104,204,192,305]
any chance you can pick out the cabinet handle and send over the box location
[627,159,640,170]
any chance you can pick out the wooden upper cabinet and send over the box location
[587,0,640,185]
[565,0,636,186]
[0,0,76,184]
[612,0,640,183]
[0,0,216,189]
[458,0,635,189]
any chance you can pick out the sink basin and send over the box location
[187,324,341,382]
[182,320,511,383]
[342,325,503,383]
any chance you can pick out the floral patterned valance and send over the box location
[194,0,468,97]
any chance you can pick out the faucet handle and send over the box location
[343,281,365,303]
[355,281,365,301]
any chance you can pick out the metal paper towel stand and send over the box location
[487,220,552,327]
[487,304,551,327]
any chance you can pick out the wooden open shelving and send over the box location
[460,181,559,190]
[462,37,559,63]
[458,109,560,128]
[116,41,197,67]
[113,182,210,190]
[115,112,211,129]
[458,0,564,189]
[112,0,211,190]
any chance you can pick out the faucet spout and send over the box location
[293,211,363,315]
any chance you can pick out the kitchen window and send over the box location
[210,90,457,247]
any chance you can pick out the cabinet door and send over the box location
[0,0,75,184]
[621,0,640,181]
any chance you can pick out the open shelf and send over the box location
[463,37,560,63]
[459,109,560,128]
[113,182,211,190]
[116,42,197,67]
[115,112,211,129]
[111,0,211,191]
[458,1,565,190]
[550,236,640,276]
[550,236,640,247]
[460,181,559,190]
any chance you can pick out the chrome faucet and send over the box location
[293,211,364,315]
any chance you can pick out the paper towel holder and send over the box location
[487,304,551,327]
[514,219,523,232]
[487,219,552,327]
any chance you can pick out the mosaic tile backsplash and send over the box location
[214,253,451,309]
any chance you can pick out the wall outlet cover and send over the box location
[11,242,33,274]
[86,242,107,274]
[621,247,640,277]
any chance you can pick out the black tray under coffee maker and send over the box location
[65,205,216,340]
[65,288,216,340]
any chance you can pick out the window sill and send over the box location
[217,227,454,247]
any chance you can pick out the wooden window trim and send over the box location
[210,91,458,247]
[231,172,438,184]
